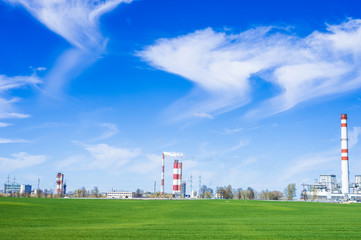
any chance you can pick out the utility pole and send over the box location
[199,176,201,195]
[6,175,10,196]
[12,176,16,197]
[6,175,10,186]
[154,181,156,194]
[190,174,193,193]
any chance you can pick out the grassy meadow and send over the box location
[1,198,361,239]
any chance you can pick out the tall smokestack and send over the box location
[173,160,179,194]
[56,173,64,195]
[341,114,349,195]
[178,162,182,189]
[161,153,165,194]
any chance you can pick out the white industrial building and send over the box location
[20,184,31,194]
[304,114,361,202]
[4,183,21,194]
[107,191,136,199]
[191,190,198,198]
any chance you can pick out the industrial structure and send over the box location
[4,183,21,194]
[304,114,361,201]
[3,175,32,195]
[172,160,183,195]
[191,190,198,198]
[107,191,136,199]
[161,152,184,196]
[20,184,32,194]
[56,173,66,195]
[180,181,186,197]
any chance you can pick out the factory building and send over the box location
[191,190,198,198]
[107,191,136,199]
[180,181,186,197]
[4,183,21,194]
[304,114,361,201]
[4,183,31,194]
[20,184,31,194]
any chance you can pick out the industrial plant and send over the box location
[5,114,361,202]
[161,152,186,197]
[304,114,361,201]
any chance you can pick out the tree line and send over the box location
[197,183,296,200]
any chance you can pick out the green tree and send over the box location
[224,185,233,199]
[199,185,213,199]
[285,183,296,200]
[300,189,308,201]
[135,189,143,198]
[246,187,255,200]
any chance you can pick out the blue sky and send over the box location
[1,0,361,194]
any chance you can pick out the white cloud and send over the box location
[279,149,338,181]
[0,138,29,144]
[127,153,160,174]
[57,154,87,170]
[222,127,243,135]
[0,112,31,119]
[0,74,40,119]
[85,143,140,169]
[0,152,47,172]
[349,126,361,148]
[6,0,132,50]
[0,74,40,91]
[96,123,120,140]
[5,0,132,95]
[60,142,140,170]
[140,19,361,121]
[36,67,47,71]
[0,122,12,127]
[193,112,214,119]
[225,140,249,152]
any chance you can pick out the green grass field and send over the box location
[1,198,361,239]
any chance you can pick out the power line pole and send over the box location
[190,174,193,193]
[6,175,10,186]
[154,181,156,194]
[5,175,10,196]
[199,176,201,195]
[12,176,16,197]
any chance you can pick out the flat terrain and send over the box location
[1,198,361,239]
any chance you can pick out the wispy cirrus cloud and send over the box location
[0,152,47,172]
[0,122,12,127]
[193,112,214,119]
[222,127,243,135]
[0,74,40,119]
[59,141,140,171]
[5,0,131,50]
[139,19,361,122]
[225,140,249,152]
[5,0,132,95]
[349,126,361,148]
[279,148,339,181]
[96,123,120,140]
[0,138,30,144]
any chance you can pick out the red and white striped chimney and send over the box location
[173,160,180,194]
[161,153,165,194]
[341,114,349,195]
[178,162,182,190]
[56,173,64,195]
